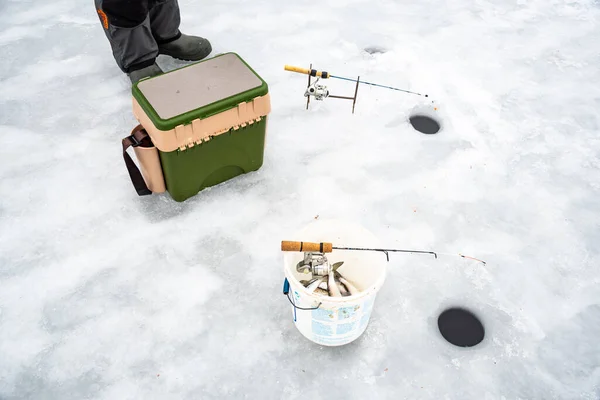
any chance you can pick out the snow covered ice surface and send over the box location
[1,0,600,398]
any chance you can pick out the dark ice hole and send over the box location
[409,115,440,134]
[437,307,485,347]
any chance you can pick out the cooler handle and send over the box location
[122,125,152,196]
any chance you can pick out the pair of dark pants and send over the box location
[95,0,181,73]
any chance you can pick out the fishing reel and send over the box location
[296,252,344,277]
[304,78,329,101]
[296,252,330,276]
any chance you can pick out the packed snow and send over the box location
[1,0,600,398]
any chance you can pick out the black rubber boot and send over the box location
[158,33,212,61]
[128,62,163,83]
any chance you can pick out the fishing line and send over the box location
[329,74,427,97]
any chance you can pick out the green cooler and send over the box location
[129,52,271,202]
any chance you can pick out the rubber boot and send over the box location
[158,33,212,61]
[129,62,163,83]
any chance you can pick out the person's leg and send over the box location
[94,0,163,81]
[148,0,212,61]
[148,0,181,44]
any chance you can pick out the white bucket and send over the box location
[282,219,387,346]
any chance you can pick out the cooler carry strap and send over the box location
[122,125,152,196]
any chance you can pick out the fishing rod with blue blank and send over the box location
[284,64,430,114]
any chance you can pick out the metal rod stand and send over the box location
[352,76,360,114]
[306,63,312,110]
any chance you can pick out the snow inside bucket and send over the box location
[283,219,387,346]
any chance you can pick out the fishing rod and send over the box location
[280,241,486,265]
[284,65,428,98]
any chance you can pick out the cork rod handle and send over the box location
[284,65,310,75]
[281,241,333,253]
[284,65,330,79]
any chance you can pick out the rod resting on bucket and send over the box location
[280,241,486,264]
[281,241,438,262]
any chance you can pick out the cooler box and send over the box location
[130,52,271,202]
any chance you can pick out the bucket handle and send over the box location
[283,278,321,310]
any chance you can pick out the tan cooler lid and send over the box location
[136,53,265,121]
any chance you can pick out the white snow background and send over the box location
[1,0,600,398]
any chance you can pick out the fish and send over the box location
[333,271,351,296]
[302,264,355,297]
[301,277,318,286]
[305,276,326,293]
[336,279,350,296]
[332,261,344,271]
[337,275,359,296]
[328,270,342,297]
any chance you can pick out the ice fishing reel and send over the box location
[296,252,343,276]
[304,78,329,101]
[287,63,361,114]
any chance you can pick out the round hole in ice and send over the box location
[409,115,440,134]
[364,46,387,54]
[437,307,485,347]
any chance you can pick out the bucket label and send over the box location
[308,302,372,345]
[312,308,335,322]
[363,298,374,314]
[312,321,335,336]
[337,305,359,320]
[336,320,359,335]
[360,314,371,329]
